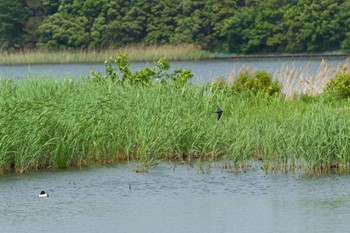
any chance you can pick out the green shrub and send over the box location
[324,70,350,98]
[231,70,281,95]
[89,54,193,86]
[169,68,194,85]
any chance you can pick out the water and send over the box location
[1,57,348,82]
[1,163,350,233]
[1,58,350,232]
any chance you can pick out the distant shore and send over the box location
[1,45,349,65]
[211,53,350,60]
[0,45,211,65]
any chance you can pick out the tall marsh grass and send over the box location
[0,44,211,65]
[1,77,350,174]
[225,59,350,97]
[274,58,350,97]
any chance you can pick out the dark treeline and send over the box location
[1,0,349,53]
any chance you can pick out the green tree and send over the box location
[89,14,106,48]
[122,6,148,43]
[144,1,178,44]
[38,13,90,49]
[23,0,43,49]
[0,0,31,50]
[171,0,218,48]
[222,7,255,52]
[204,0,237,49]
[223,0,287,53]
[284,0,347,52]
[37,0,104,49]
[41,0,60,15]
[1,0,349,52]
[339,0,350,51]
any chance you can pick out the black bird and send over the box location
[214,107,223,120]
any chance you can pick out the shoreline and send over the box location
[1,48,349,65]
[0,45,210,65]
[210,53,350,60]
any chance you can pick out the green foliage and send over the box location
[1,0,350,53]
[37,13,90,49]
[169,68,194,85]
[231,70,281,95]
[2,77,350,174]
[324,69,350,98]
[208,71,281,96]
[0,0,31,50]
[209,78,230,93]
[89,54,193,86]
[282,0,348,52]
[222,0,287,53]
[223,0,350,53]
[144,1,177,45]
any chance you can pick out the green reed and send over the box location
[0,44,211,65]
[1,77,350,174]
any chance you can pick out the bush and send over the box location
[231,70,281,95]
[324,69,350,98]
[89,54,193,86]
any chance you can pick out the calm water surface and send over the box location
[1,58,348,82]
[1,163,349,233]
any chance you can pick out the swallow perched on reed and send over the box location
[214,107,223,120]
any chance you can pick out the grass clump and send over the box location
[231,70,282,95]
[211,70,282,96]
[324,68,350,98]
[1,77,350,175]
[1,57,350,175]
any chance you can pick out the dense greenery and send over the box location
[1,75,350,175]
[0,56,350,175]
[89,54,194,85]
[1,0,349,53]
[325,69,350,98]
[230,70,281,95]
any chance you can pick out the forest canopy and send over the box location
[1,0,349,53]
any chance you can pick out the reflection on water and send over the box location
[1,163,350,233]
[0,58,348,82]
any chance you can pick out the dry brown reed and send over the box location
[0,44,211,65]
[274,58,350,97]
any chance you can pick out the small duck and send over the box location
[39,191,49,197]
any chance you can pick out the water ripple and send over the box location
[1,164,350,233]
